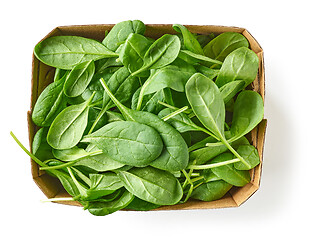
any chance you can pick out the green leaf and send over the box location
[32,74,67,127]
[191,180,232,201]
[82,121,163,167]
[234,145,260,170]
[117,166,183,205]
[185,73,225,139]
[219,80,246,104]
[229,90,264,142]
[178,50,222,66]
[100,78,189,172]
[86,190,134,216]
[125,197,160,211]
[32,128,54,160]
[103,20,146,51]
[131,34,181,76]
[34,36,117,69]
[203,32,249,62]
[216,47,259,88]
[64,60,95,97]
[142,58,196,95]
[119,33,152,73]
[210,153,251,187]
[173,24,204,55]
[47,95,93,149]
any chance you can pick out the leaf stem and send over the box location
[220,138,251,168]
[100,78,134,121]
[157,101,192,114]
[162,106,188,121]
[10,131,47,168]
[187,158,240,170]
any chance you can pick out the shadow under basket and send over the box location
[28,23,267,210]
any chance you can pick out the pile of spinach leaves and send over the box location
[11,20,264,216]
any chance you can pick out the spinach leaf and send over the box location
[210,153,251,187]
[131,88,170,114]
[82,121,164,167]
[158,108,201,133]
[117,166,183,205]
[203,32,249,62]
[219,80,246,104]
[86,189,134,216]
[32,127,54,160]
[216,47,259,88]
[191,180,232,201]
[234,144,260,170]
[34,36,118,69]
[32,73,67,127]
[173,24,204,55]
[178,50,222,66]
[131,34,181,76]
[125,197,160,211]
[102,20,145,51]
[64,60,95,98]
[119,33,152,73]
[47,93,94,149]
[195,65,219,80]
[229,90,264,142]
[100,78,189,172]
[85,172,123,200]
[185,73,225,139]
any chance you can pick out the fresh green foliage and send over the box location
[131,34,181,76]
[32,73,67,127]
[64,60,95,97]
[82,121,164,166]
[102,20,146,51]
[34,36,118,69]
[203,32,249,62]
[216,47,259,87]
[173,24,204,55]
[12,20,264,216]
[117,166,183,205]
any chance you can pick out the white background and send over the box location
[1,0,308,238]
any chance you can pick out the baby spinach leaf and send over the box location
[158,108,201,133]
[131,88,169,114]
[185,73,225,139]
[203,32,249,62]
[32,127,54,160]
[34,36,118,69]
[85,172,123,200]
[47,94,94,149]
[215,47,259,88]
[229,90,264,142]
[53,68,67,82]
[178,50,222,66]
[141,58,196,95]
[64,60,95,98]
[88,67,139,134]
[82,121,163,167]
[234,144,260,170]
[102,20,146,51]
[86,189,134,216]
[119,33,152,73]
[32,74,67,127]
[125,197,160,211]
[100,78,189,171]
[219,80,246,104]
[191,180,232,201]
[195,65,219,80]
[210,153,251,187]
[131,34,181,76]
[173,24,204,55]
[117,166,183,205]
